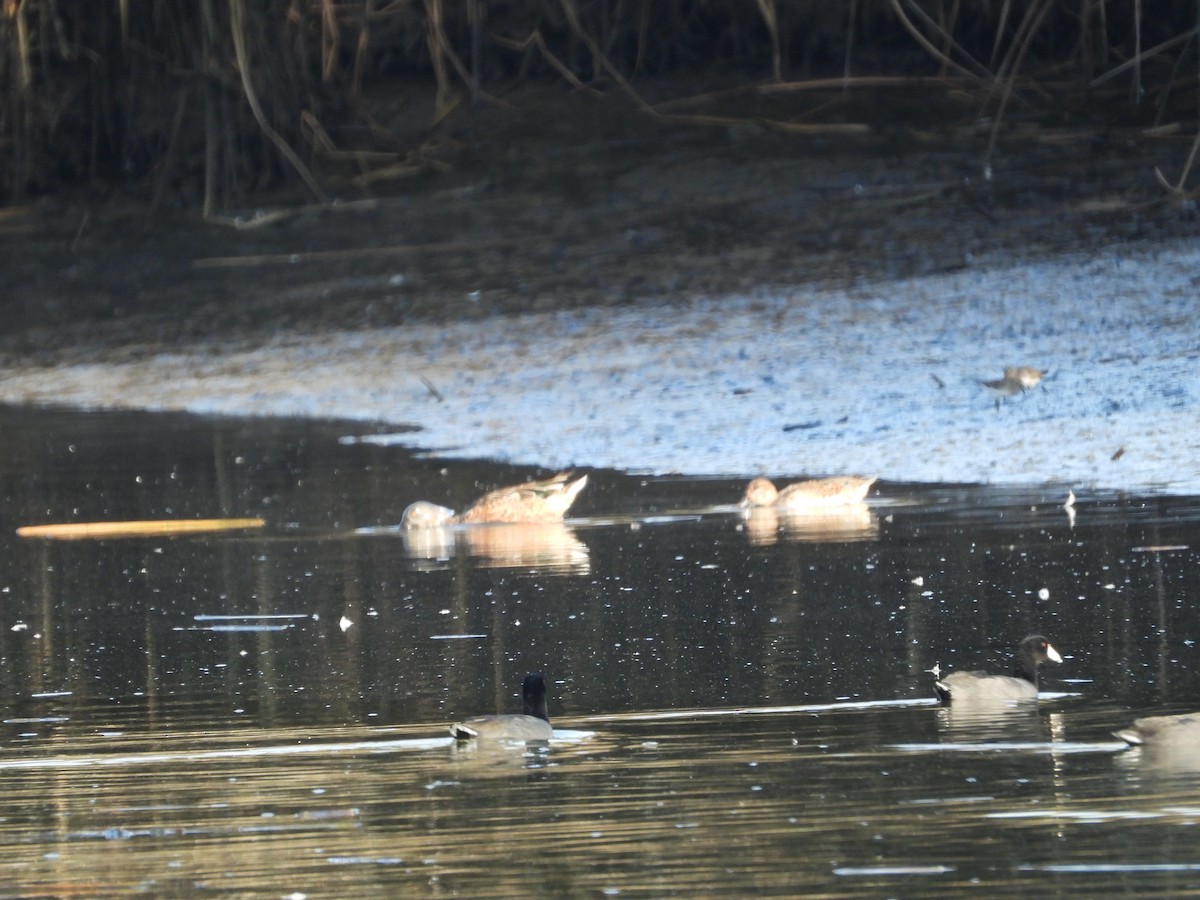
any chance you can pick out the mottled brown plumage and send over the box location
[456,472,588,524]
[401,472,588,528]
[739,475,877,510]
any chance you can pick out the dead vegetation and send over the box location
[0,1,1197,211]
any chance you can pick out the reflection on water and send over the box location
[1115,739,1200,775]
[391,521,592,574]
[934,699,1060,744]
[1,406,1200,896]
[741,502,878,544]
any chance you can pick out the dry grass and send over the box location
[1,1,1197,208]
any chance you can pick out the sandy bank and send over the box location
[1,237,1197,494]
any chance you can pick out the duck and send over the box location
[1115,711,1200,748]
[399,500,456,529]
[934,634,1063,703]
[739,475,877,510]
[457,472,588,524]
[401,472,589,529]
[450,672,553,743]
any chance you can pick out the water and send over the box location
[1,406,1199,897]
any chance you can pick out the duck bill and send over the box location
[1046,643,1064,664]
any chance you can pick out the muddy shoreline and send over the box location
[2,87,1195,358]
[2,89,1198,494]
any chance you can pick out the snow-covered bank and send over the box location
[2,239,1198,493]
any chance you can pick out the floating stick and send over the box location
[16,519,266,541]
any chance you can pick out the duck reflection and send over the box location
[399,522,457,561]
[1116,743,1200,775]
[935,700,1055,744]
[1114,712,1200,774]
[448,739,554,774]
[742,503,878,545]
[401,522,590,574]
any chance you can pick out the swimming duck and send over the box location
[456,472,588,524]
[934,634,1063,703]
[450,672,553,743]
[400,472,588,529]
[1115,711,1200,748]
[399,500,456,529]
[739,475,877,510]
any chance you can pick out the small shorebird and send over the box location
[1005,366,1047,391]
[401,471,589,528]
[739,475,877,510]
[981,365,1047,409]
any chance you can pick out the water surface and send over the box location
[1,407,1199,896]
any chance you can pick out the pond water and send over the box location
[1,406,1199,897]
